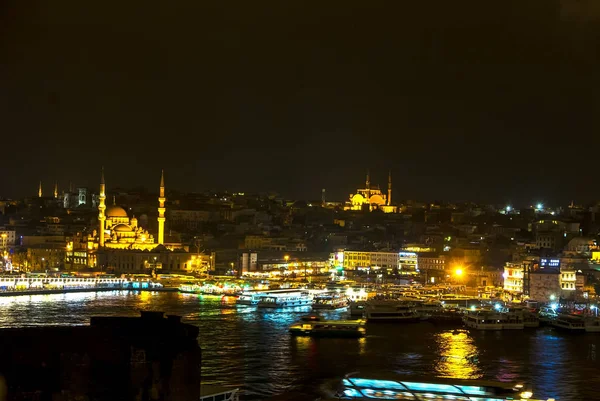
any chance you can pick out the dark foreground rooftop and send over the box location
[0,311,201,401]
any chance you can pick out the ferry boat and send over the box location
[257,290,312,308]
[538,306,558,326]
[427,309,464,326]
[349,301,367,317]
[178,283,202,294]
[289,316,366,338]
[585,316,600,333]
[501,311,525,330]
[236,289,305,306]
[365,301,420,323]
[312,292,349,310]
[552,313,586,332]
[412,300,444,320]
[463,311,503,330]
[333,375,550,401]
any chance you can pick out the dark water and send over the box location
[0,291,598,400]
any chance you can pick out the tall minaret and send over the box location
[53,182,58,199]
[365,169,371,197]
[157,170,166,245]
[387,171,392,206]
[98,168,106,247]
[38,181,42,198]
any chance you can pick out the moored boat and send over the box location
[289,316,366,338]
[365,301,420,323]
[257,290,313,308]
[552,314,586,332]
[349,301,367,317]
[313,292,349,310]
[585,316,600,333]
[463,310,503,330]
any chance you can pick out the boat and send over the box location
[412,300,444,320]
[585,316,600,333]
[289,316,366,338]
[333,375,547,400]
[538,306,558,326]
[501,311,525,330]
[552,314,586,332]
[463,310,503,330]
[522,310,540,328]
[427,309,464,326]
[312,292,349,310]
[178,283,202,294]
[349,301,367,317]
[236,289,307,306]
[365,301,420,323]
[257,290,313,308]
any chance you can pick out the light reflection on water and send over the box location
[434,329,482,379]
[0,291,596,400]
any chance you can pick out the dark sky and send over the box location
[1,1,599,205]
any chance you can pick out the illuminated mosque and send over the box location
[344,170,397,213]
[97,169,167,250]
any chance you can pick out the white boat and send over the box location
[257,290,313,308]
[365,301,420,323]
[463,311,503,330]
[552,314,586,332]
[312,292,349,310]
[236,292,260,305]
[289,316,366,337]
[349,301,367,317]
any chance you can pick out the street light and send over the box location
[455,268,463,277]
[591,305,598,317]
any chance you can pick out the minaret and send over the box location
[365,169,371,197]
[38,181,42,198]
[387,171,392,206]
[157,170,166,245]
[98,168,106,247]
[53,182,58,199]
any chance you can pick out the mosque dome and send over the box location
[369,194,386,205]
[106,206,128,218]
[113,223,131,232]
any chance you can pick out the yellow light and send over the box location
[520,391,533,399]
[455,268,463,277]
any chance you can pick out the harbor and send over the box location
[0,290,591,400]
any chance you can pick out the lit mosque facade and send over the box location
[344,171,397,213]
[97,169,166,251]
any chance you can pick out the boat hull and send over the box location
[289,328,364,338]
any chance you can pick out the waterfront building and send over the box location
[338,250,418,273]
[529,270,561,302]
[503,262,524,294]
[344,170,397,213]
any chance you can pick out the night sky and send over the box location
[1,1,599,204]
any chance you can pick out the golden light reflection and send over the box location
[434,330,482,379]
[358,336,367,355]
[138,291,151,304]
[293,335,311,352]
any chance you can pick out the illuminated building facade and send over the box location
[503,262,524,294]
[97,170,162,251]
[339,250,418,273]
[344,171,397,213]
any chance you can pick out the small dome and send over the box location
[106,206,128,218]
[113,223,131,232]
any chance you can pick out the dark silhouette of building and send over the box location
[0,311,201,401]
